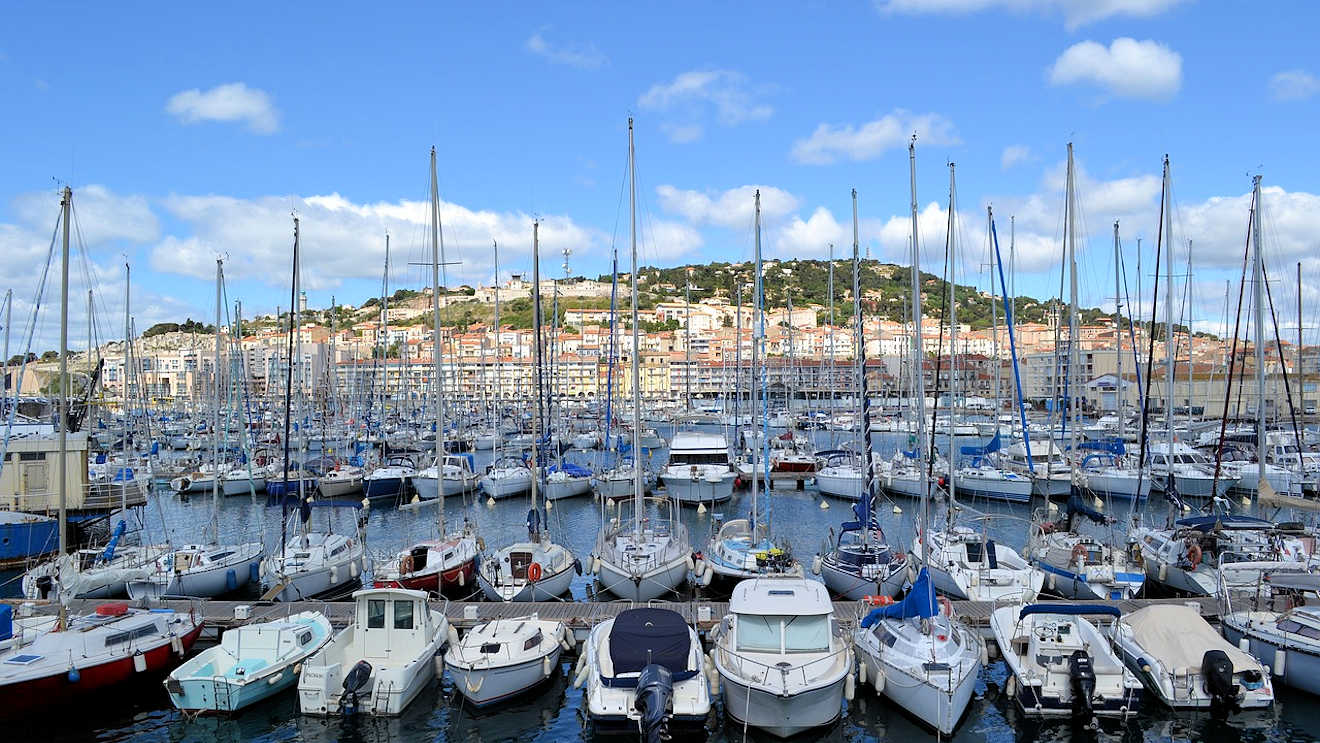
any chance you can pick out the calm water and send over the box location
[15,427,1320,742]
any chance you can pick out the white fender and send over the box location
[545,500,553,510]
[811,555,822,575]
[329,566,339,584]
[1048,573,1056,591]
[1159,562,1168,582]
[701,568,713,587]
[170,635,184,655]
[448,625,461,648]
[457,570,465,587]
[486,496,496,507]
[697,502,707,514]
[1238,638,1251,654]
[573,659,591,689]
[1274,649,1287,677]
[133,654,147,673]
[857,660,867,685]
[979,641,989,667]
[686,555,696,573]
[872,667,884,694]
[542,655,553,678]
[1006,674,1018,699]
[350,560,360,578]
[844,673,855,701]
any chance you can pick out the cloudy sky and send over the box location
[2,1,1318,351]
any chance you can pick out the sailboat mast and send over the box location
[828,245,835,441]
[750,191,762,532]
[1252,175,1266,474]
[57,188,71,558]
[429,147,447,536]
[908,138,929,529]
[280,218,299,554]
[1162,157,1174,465]
[627,118,643,524]
[1113,222,1124,437]
[1066,144,1080,472]
[531,221,544,513]
[850,189,872,549]
[493,241,502,449]
[946,163,959,503]
[211,258,223,539]
[685,268,692,412]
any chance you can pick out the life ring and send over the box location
[400,555,415,576]
[863,595,894,607]
[527,562,543,582]
[1071,543,1088,566]
[1186,542,1202,569]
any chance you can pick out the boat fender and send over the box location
[573,558,583,576]
[872,666,884,694]
[171,635,184,656]
[543,655,554,678]
[1006,674,1017,699]
[293,663,302,676]
[1238,638,1250,654]
[435,653,446,677]
[701,568,713,587]
[588,555,599,574]
[226,569,238,592]
[560,634,573,652]
[979,641,989,667]
[907,565,917,585]
[486,496,496,507]
[811,555,822,575]
[457,570,465,588]
[258,559,267,577]
[67,667,80,683]
[476,536,486,552]
[330,566,339,584]
[1159,563,1168,582]
[686,555,696,573]
[544,500,553,510]
[573,658,591,689]
[1274,649,1287,677]
[844,672,855,701]
[1048,573,1056,592]
[697,502,707,515]
[858,660,867,685]
[350,561,360,579]
[133,653,147,673]
[448,625,461,648]
[606,498,615,509]
[267,671,284,685]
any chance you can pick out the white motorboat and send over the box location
[578,607,711,739]
[1114,604,1272,712]
[593,461,655,499]
[412,454,479,500]
[1222,603,1320,696]
[658,431,735,506]
[1134,514,1304,596]
[990,603,1142,722]
[712,579,851,737]
[1001,440,1072,499]
[855,568,983,735]
[445,616,566,707]
[298,588,453,716]
[910,523,1043,603]
[479,456,533,499]
[166,611,332,713]
[363,455,416,501]
[127,542,265,600]
[1146,442,1230,500]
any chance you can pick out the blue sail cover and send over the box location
[1078,439,1125,456]
[960,432,1002,457]
[861,568,937,626]
[548,462,592,477]
[843,491,881,532]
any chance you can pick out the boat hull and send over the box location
[448,648,562,707]
[720,672,844,738]
[659,472,734,505]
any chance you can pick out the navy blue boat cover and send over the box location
[608,608,691,675]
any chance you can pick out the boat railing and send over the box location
[715,641,850,693]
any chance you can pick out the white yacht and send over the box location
[411,454,479,500]
[479,455,533,500]
[1114,604,1272,712]
[593,460,655,499]
[1222,603,1320,696]
[591,495,691,602]
[578,607,711,738]
[318,465,364,498]
[298,588,452,716]
[702,516,801,586]
[990,603,1142,722]
[1001,440,1072,499]
[1134,514,1305,596]
[127,542,265,600]
[445,616,566,707]
[477,535,577,602]
[543,462,593,500]
[855,568,982,735]
[658,431,735,505]
[1146,442,1230,499]
[712,579,852,737]
[262,514,368,602]
[910,523,1043,603]
[814,451,865,501]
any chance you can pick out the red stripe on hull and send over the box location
[374,558,476,593]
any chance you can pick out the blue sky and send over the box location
[2,1,1318,350]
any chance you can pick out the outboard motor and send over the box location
[1068,650,1096,722]
[339,660,374,716]
[1201,649,1240,715]
[633,663,674,743]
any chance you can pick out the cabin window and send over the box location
[670,453,728,466]
[1294,623,1320,640]
[367,599,386,628]
[736,615,782,653]
[394,600,415,630]
[298,630,313,645]
[523,630,543,651]
[1276,619,1303,634]
[736,614,830,654]
[783,615,830,652]
[105,623,160,647]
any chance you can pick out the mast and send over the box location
[1066,144,1080,477]
[1300,262,1305,419]
[493,241,502,449]
[1163,158,1175,466]
[531,221,544,517]
[851,188,874,549]
[827,245,835,442]
[685,268,693,412]
[1252,176,1266,479]
[280,218,299,554]
[627,118,643,523]
[908,137,929,528]
[946,163,959,502]
[122,265,130,467]
[429,146,447,536]
[211,257,222,543]
[1114,222,1124,438]
[380,235,390,443]
[750,191,762,533]
[734,282,742,431]
[57,188,71,559]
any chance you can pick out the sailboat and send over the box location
[595,247,657,498]
[371,147,480,596]
[476,220,578,603]
[590,119,693,602]
[128,257,264,600]
[702,190,801,587]
[0,188,203,708]
[262,216,368,602]
[814,189,908,601]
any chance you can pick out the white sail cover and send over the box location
[1123,604,1259,673]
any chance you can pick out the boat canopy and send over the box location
[1019,603,1121,619]
[1123,604,1259,672]
[959,432,1002,457]
[1175,515,1274,532]
[608,608,691,677]
[861,568,937,626]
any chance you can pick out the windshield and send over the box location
[736,614,830,653]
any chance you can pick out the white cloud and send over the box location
[638,69,772,142]
[1048,38,1182,101]
[639,220,703,262]
[150,191,598,291]
[791,109,960,165]
[165,82,280,134]
[524,30,607,69]
[656,185,800,229]
[11,184,159,247]
[1001,145,1032,170]
[1269,69,1320,102]
[773,208,847,257]
[875,0,1186,30]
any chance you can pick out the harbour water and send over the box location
[10,428,1320,742]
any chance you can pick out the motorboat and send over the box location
[412,454,479,500]
[814,451,865,501]
[479,456,533,500]
[658,431,735,506]
[1146,442,1230,500]
[1114,604,1272,712]
[166,611,332,713]
[711,579,851,737]
[768,431,816,474]
[990,603,1142,722]
[855,568,983,735]
[318,465,364,498]
[593,460,655,499]
[127,542,265,600]
[578,607,711,739]
[0,601,202,710]
[297,588,453,716]
[910,523,1043,603]
[445,616,566,707]
[1001,440,1072,499]
[1222,602,1320,696]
